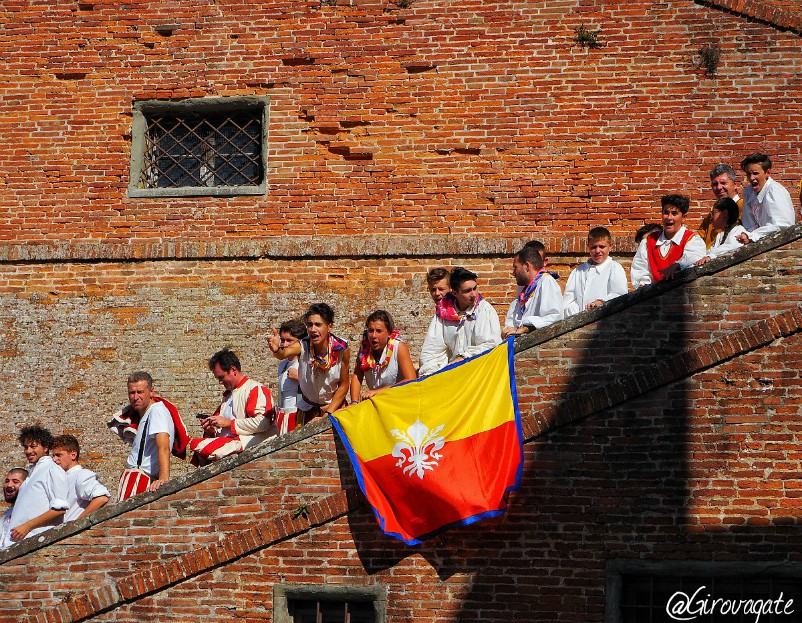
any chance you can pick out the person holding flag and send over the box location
[418,267,502,377]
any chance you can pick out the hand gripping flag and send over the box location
[329,338,523,545]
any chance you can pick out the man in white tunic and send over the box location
[563,227,628,316]
[52,435,110,522]
[502,245,564,337]
[8,425,69,543]
[419,266,502,376]
[0,468,28,549]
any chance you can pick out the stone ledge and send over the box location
[0,233,626,264]
[698,0,802,34]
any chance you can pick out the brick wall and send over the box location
[0,226,800,623]
[0,0,800,247]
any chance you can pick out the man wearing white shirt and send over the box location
[117,371,175,501]
[52,435,110,522]
[419,266,502,376]
[0,468,28,549]
[563,227,628,316]
[630,194,706,287]
[502,244,563,337]
[8,425,69,543]
[736,153,796,244]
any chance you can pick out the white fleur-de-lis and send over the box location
[390,419,446,479]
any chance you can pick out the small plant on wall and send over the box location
[698,43,721,77]
[574,24,603,49]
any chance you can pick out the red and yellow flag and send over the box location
[330,338,523,545]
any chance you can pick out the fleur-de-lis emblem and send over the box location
[391,419,446,479]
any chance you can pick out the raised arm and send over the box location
[268,328,302,361]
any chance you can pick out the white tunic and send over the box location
[278,359,300,412]
[64,465,110,522]
[0,507,14,549]
[741,177,796,242]
[363,338,402,391]
[297,339,345,410]
[8,456,69,540]
[706,225,747,259]
[504,273,564,329]
[630,226,706,287]
[563,258,628,317]
[419,298,502,376]
[125,401,175,477]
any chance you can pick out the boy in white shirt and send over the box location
[630,194,706,287]
[51,435,110,522]
[8,425,69,542]
[736,153,796,244]
[563,227,628,316]
[419,266,502,376]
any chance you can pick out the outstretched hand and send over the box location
[268,328,281,354]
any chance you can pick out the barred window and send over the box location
[128,97,267,197]
[274,585,385,623]
[608,561,802,623]
[288,599,376,623]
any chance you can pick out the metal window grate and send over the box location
[139,110,262,189]
[621,574,802,623]
[289,599,376,623]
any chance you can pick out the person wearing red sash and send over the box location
[630,194,706,287]
[190,349,276,466]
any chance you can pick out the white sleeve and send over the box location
[708,226,746,258]
[418,315,449,376]
[461,302,502,360]
[523,277,564,328]
[562,267,581,317]
[46,464,70,511]
[677,233,706,268]
[75,470,111,502]
[747,183,796,241]
[630,239,651,287]
[603,261,629,301]
[503,298,518,330]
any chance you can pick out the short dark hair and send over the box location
[7,468,28,481]
[279,318,307,340]
[588,226,612,243]
[127,371,153,387]
[449,266,478,291]
[524,240,546,257]
[661,194,691,215]
[208,348,241,373]
[52,434,80,460]
[426,268,450,285]
[514,245,544,270]
[635,223,663,244]
[741,152,772,173]
[365,309,395,333]
[709,163,737,183]
[304,302,335,325]
[19,425,54,451]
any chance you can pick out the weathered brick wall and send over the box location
[0,240,620,490]
[0,0,800,247]
[1,227,800,623]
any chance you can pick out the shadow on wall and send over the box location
[337,288,696,617]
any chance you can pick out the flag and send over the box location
[329,338,523,545]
